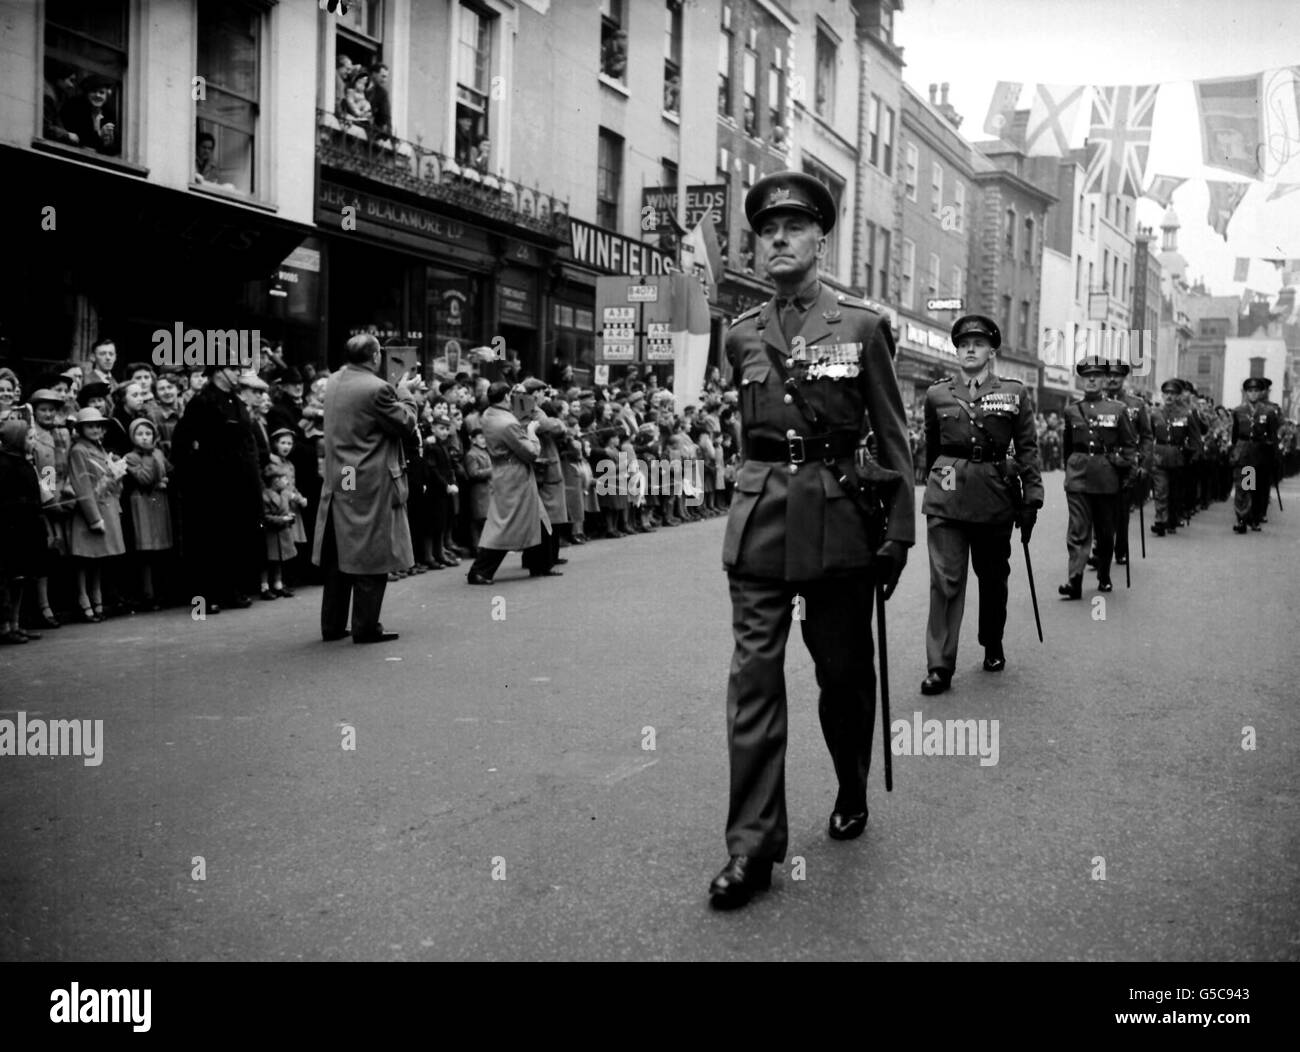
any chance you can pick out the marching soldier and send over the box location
[1257,377,1284,523]
[1230,376,1281,533]
[918,315,1042,696]
[709,171,914,910]
[1102,360,1152,566]
[1175,380,1206,524]
[1149,379,1197,536]
[1059,356,1137,598]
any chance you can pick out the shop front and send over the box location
[314,177,555,380]
[556,218,672,388]
[4,144,316,382]
[895,315,956,411]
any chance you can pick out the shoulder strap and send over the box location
[760,340,823,431]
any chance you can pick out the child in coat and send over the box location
[261,463,297,599]
[67,407,126,621]
[269,429,309,546]
[123,417,172,610]
[463,427,492,553]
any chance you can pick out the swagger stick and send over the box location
[876,582,892,792]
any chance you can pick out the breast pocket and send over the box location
[739,360,776,421]
[936,408,966,444]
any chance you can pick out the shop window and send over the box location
[195,0,261,195]
[663,1,681,115]
[554,301,596,378]
[43,0,129,156]
[601,0,627,83]
[597,127,622,230]
[456,3,493,168]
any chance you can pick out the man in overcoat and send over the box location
[312,334,418,643]
[466,382,555,584]
[171,363,263,611]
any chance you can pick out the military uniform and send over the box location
[1060,359,1137,593]
[1104,362,1153,564]
[1148,381,1198,535]
[921,364,1041,679]
[720,275,913,864]
[1230,378,1281,531]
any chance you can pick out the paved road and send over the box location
[2,475,1298,961]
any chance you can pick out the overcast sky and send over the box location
[895,0,1300,298]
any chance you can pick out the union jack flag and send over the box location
[1083,85,1160,197]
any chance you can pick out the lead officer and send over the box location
[709,171,915,909]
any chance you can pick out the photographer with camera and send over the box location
[465,381,557,585]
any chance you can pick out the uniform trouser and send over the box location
[925,517,1012,673]
[1067,492,1117,579]
[469,525,553,578]
[1234,460,1272,524]
[1152,466,1178,527]
[1113,489,1134,560]
[724,572,875,862]
[319,512,389,641]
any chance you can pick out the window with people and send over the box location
[43,0,128,157]
[455,4,492,168]
[194,0,262,194]
[333,0,391,139]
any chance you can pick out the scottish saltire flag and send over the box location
[1084,85,1160,197]
[1195,74,1264,179]
[1206,181,1250,240]
[983,81,1023,138]
[1024,85,1086,157]
[1143,174,1187,208]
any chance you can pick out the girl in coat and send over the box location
[463,426,493,552]
[269,429,310,546]
[123,418,172,610]
[0,419,47,643]
[67,407,126,621]
[261,463,297,599]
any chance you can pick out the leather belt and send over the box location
[939,443,1006,463]
[747,431,860,464]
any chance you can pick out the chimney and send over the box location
[929,83,938,105]
[941,83,950,107]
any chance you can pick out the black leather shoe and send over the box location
[1058,576,1082,600]
[708,855,772,910]
[466,572,494,585]
[920,668,952,695]
[983,646,1006,672]
[828,809,868,840]
[1097,577,1113,592]
[1233,522,1248,533]
[354,630,399,644]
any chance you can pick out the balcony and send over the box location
[315,110,568,240]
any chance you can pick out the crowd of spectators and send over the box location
[0,342,747,644]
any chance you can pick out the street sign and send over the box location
[926,297,964,311]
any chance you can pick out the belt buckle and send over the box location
[788,435,806,464]
[969,445,984,463]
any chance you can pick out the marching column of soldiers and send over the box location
[709,167,1289,911]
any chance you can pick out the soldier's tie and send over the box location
[779,299,802,350]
